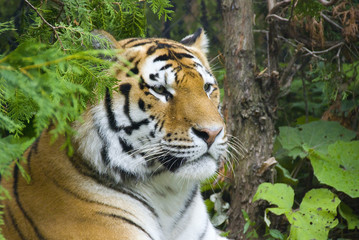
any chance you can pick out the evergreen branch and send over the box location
[0,56,9,64]
[24,0,66,50]
[20,53,105,71]
[0,65,14,71]
[18,68,33,80]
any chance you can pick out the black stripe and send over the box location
[159,120,165,132]
[131,41,152,47]
[146,45,156,55]
[172,185,198,227]
[101,146,110,166]
[105,88,120,131]
[198,219,209,240]
[157,154,186,172]
[156,42,175,49]
[106,86,149,135]
[6,207,27,240]
[68,154,159,220]
[97,212,155,240]
[149,73,159,81]
[127,67,139,77]
[160,64,172,71]
[48,173,135,217]
[122,38,140,47]
[138,98,146,111]
[13,164,46,240]
[24,136,40,175]
[124,119,149,135]
[147,42,180,56]
[183,185,198,210]
[126,60,140,77]
[174,52,194,59]
[119,83,132,123]
[112,166,140,181]
[119,137,134,153]
[154,54,171,62]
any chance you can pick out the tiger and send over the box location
[1,28,229,240]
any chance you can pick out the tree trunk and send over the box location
[221,0,276,238]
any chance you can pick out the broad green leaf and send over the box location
[339,202,359,230]
[308,141,359,198]
[253,183,294,210]
[277,121,356,159]
[275,163,299,186]
[287,189,340,240]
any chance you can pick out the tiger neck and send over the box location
[72,147,202,236]
[133,173,201,236]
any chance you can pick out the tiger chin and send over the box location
[1,29,229,240]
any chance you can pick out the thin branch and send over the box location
[266,14,289,22]
[278,36,325,60]
[321,12,342,30]
[303,41,345,56]
[317,0,339,6]
[24,0,66,50]
[301,69,309,123]
[269,0,291,15]
[253,29,269,34]
[288,0,297,23]
[279,43,303,87]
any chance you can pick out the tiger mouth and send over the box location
[157,153,214,172]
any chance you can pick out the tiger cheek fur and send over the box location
[1,28,228,240]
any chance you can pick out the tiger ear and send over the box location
[180,28,208,54]
[91,30,119,50]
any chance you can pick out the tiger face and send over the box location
[75,29,227,182]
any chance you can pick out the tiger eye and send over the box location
[204,83,212,92]
[153,85,166,94]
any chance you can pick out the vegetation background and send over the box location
[0,0,358,239]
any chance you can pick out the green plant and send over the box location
[254,184,340,240]
[254,120,359,239]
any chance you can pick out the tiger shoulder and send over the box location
[1,28,229,240]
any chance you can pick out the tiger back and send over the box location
[1,29,228,240]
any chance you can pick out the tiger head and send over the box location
[75,29,227,183]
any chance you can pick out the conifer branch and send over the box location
[24,0,66,50]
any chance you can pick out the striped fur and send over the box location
[1,29,228,240]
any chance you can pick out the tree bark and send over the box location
[221,0,276,238]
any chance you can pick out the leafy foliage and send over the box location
[255,120,359,239]
[339,202,359,230]
[308,141,359,198]
[254,184,340,240]
[277,120,356,158]
[147,0,174,21]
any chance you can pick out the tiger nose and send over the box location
[192,127,223,148]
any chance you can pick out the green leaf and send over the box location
[339,202,359,230]
[308,141,359,198]
[287,189,340,240]
[253,183,294,210]
[277,121,356,159]
[211,213,228,227]
[275,163,299,186]
[268,229,285,240]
